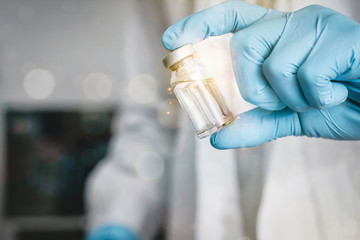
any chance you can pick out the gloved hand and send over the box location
[86,224,137,240]
[162,0,360,148]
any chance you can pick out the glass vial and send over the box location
[163,44,234,139]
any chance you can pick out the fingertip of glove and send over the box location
[162,28,177,51]
[210,132,219,148]
[210,131,228,150]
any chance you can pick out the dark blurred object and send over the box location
[17,230,83,240]
[5,110,114,216]
[2,109,114,240]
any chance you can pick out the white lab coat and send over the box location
[85,0,360,240]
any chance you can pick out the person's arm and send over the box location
[85,0,177,239]
[85,99,175,240]
[162,0,360,149]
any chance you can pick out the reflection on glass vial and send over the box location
[173,79,233,138]
[163,44,234,139]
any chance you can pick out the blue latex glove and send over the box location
[162,0,360,148]
[86,225,137,240]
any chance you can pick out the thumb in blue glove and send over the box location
[162,0,360,148]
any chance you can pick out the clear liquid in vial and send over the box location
[173,78,234,138]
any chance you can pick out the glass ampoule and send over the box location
[163,44,234,139]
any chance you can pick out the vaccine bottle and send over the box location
[163,44,234,139]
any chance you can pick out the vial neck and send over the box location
[169,56,195,71]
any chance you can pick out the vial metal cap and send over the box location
[162,44,195,69]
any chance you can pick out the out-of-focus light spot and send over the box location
[167,87,173,95]
[237,116,240,120]
[342,219,358,237]
[169,101,173,105]
[111,137,154,170]
[24,68,55,99]
[128,74,159,104]
[157,98,180,129]
[135,151,164,180]
[83,72,112,100]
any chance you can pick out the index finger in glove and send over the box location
[162,0,269,50]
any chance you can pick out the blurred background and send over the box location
[1,1,360,240]
[0,0,141,239]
